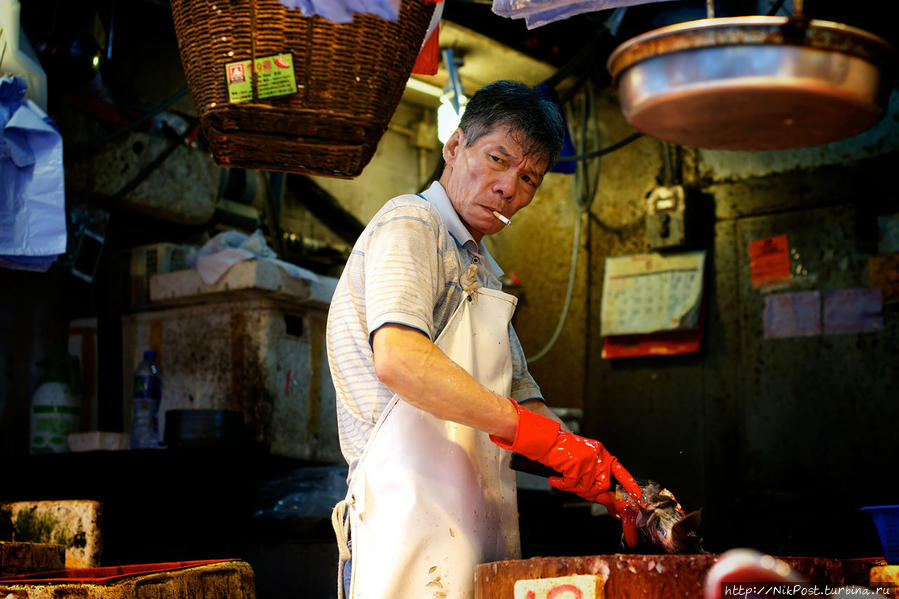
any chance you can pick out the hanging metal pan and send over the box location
[607,4,898,151]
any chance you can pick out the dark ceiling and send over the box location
[443,0,899,81]
[17,0,899,113]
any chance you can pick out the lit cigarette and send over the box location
[493,211,512,226]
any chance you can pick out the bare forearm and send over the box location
[372,323,518,440]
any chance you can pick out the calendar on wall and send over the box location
[600,251,706,337]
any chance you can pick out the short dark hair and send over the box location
[457,80,565,169]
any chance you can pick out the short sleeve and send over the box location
[364,202,444,340]
[508,323,544,403]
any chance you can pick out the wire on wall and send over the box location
[527,83,604,364]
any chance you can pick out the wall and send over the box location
[574,88,899,557]
[311,101,442,220]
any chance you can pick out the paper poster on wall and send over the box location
[600,251,705,337]
[822,288,883,335]
[763,291,821,339]
[749,234,791,288]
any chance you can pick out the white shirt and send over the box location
[326,182,542,476]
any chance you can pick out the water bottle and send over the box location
[30,353,81,454]
[130,350,162,449]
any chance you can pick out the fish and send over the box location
[506,455,703,553]
[615,480,704,554]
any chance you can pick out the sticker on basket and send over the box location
[225,53,298,104]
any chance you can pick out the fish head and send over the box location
[616,480,704,554]
[646,508,703,554]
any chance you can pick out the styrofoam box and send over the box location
[122,263,342,463]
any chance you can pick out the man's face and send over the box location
[439,125,549,243]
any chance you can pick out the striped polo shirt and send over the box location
[326,181,543,477]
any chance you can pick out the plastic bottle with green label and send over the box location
[130,350,162,449]
[29,353,81,454]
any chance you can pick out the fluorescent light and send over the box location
[406,77,444,98]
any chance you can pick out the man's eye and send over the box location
[489,154,501,162]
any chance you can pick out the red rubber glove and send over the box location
[602,490,641,548]
[490,398,642,524]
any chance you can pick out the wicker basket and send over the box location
[170,0,435,178]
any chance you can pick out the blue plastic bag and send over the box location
[0,76,66,272]
[493,0,677,28]
[275,0,400,22]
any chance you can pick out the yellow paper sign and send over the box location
[513,574,604,599]
[225,53,298,104]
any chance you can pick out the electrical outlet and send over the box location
[646,185,686,250]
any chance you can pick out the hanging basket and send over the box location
[170,0,435,177]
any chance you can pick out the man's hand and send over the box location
[593,490,641,548]
[490,398,641,505]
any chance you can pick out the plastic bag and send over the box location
[0,76,66,272]
[493,0,676,28]
[187,228,320,284]
[534,81,576,174]
[276,0,401,23]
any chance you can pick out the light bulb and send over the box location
[437,94,467,144]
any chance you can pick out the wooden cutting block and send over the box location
[0,559,255,599]
[2,500,102,568]
[476,555,884,599]
[0,542,65,576]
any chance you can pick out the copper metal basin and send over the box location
[607,16,898,150]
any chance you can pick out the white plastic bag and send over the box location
[0,76,66,271]
[188,229,320,285]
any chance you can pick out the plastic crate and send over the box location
[862,505,899,564]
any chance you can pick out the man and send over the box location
[327,81,639,599]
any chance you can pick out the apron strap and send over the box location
[332,499,352,599]
[460,264,481,297]
[332,499,352,561]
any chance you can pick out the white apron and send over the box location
[332,281,521,599]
